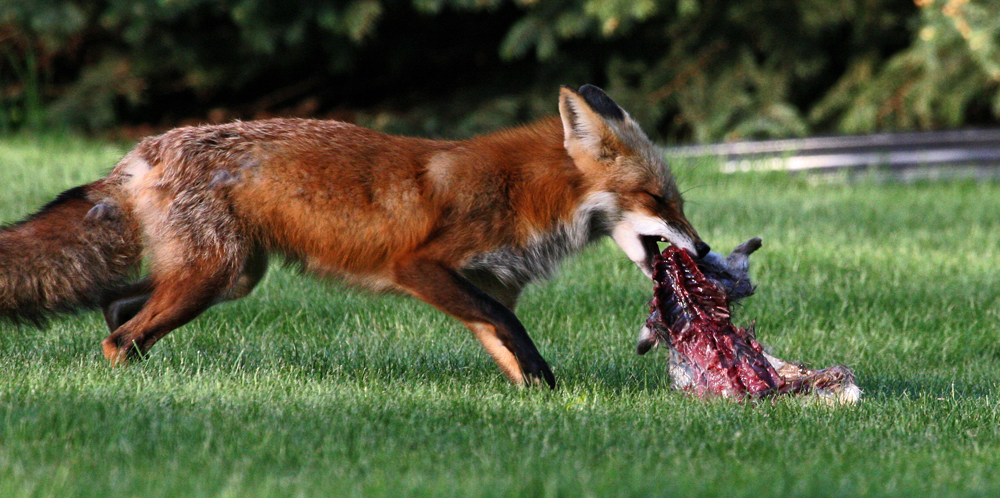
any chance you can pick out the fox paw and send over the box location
[100,335,147,366]
[521,362,556,389]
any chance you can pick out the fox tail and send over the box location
[0,180,142,325]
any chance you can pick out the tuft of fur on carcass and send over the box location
[637,238,861,404]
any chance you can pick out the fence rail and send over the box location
[663,129,1000,181]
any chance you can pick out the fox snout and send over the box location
[641,234,708,258]
[611,213,708,280]
[647,234,710,259]
[695,241,711,259]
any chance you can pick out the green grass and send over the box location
[2,134,1000,497]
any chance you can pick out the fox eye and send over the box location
[646,192,666,204]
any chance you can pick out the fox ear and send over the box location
[558,85,627,159]
[577,85,626,121]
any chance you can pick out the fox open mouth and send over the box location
[638,234,695,276]
[640,235,664,268]
[639,239,861,403]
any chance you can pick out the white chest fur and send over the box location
[462,192,618,286]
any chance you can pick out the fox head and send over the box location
[558,84,709,279]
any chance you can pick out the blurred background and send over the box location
[1,0,998,143]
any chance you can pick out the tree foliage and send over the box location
[1,0,997,141]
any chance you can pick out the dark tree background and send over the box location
[2,0,999,142]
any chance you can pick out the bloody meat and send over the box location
[639,239,860,403]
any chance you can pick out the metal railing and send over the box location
[663,129,1000,181]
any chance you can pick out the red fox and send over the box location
[0,85,708,388]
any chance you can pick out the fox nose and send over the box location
[695,241,711,259]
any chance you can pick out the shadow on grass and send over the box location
[134,340,673,395]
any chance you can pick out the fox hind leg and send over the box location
[100,278,155,332]
[100,245,269,364]
[99,249,268,333]
[100,255,231,364]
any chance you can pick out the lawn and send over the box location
[1,134,999,497]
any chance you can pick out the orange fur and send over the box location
[2,85,705,388]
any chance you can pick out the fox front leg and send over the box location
[393,258,556,388]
